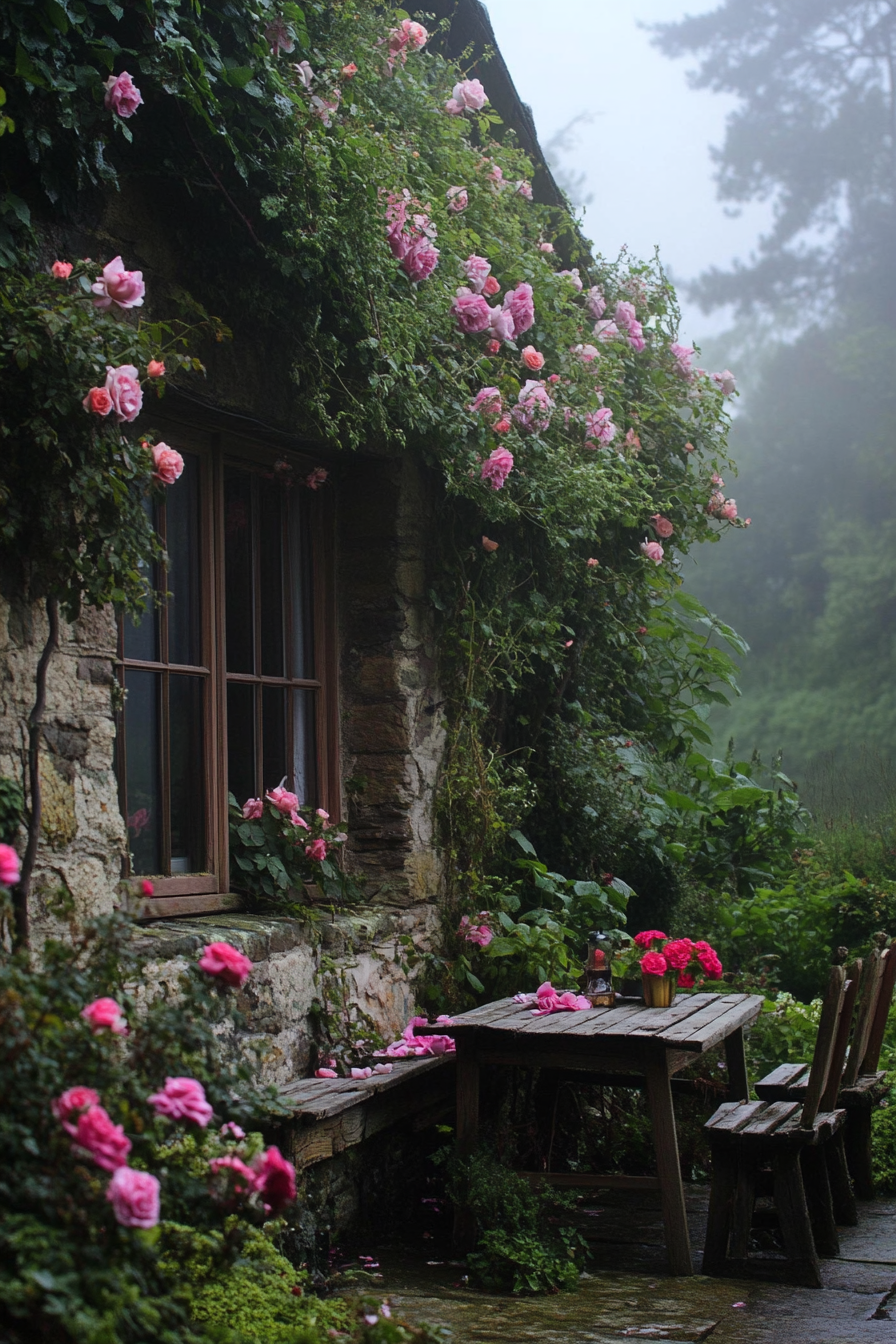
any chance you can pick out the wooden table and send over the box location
[442,990,764,1275]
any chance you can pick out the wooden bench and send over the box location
[756,934,896,1202]
[702,964,849,1287]
[277,1055,455,1172]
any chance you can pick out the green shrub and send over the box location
[871,1082,896,1194]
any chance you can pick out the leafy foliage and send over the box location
[228,793,358,909]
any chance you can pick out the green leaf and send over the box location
[509,829,536,856]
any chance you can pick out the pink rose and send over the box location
[640,540,664,564]
[538,242,554,253]
[83,386,113,417]
[697,946,723,979]
[388,18,428,58]
[104,364,143,423]
[650,513,674,539]
[678,971,696,989]
[401,237,439,282]
[445,78,487,114]
[306,467,328,490]
[341,62,358,77]
[468,387,502,418]
[70,1105,131,1171]
[712,369,737,396]
[147,1076,214,1127]
[482,276,501,298]
[594,320,620,343]
[480,447,514,490]
[634,931,669,950]
[586,557,599,568]
[640,950,668,976]
[572,343,599,363]
[720,499,738,520]
[670,343,695,378]
[584,407,615,446]
[707,490,726,516]
[106,1166,160,1228]
[463,255,492,294]
[502,282,534,337]
[512,379,554,432]
[242,797,264,820]
[310,94,340,126]
[521,346,544,371]
[151,442,184,485]
[252,1145,296,1212]
[446,186,468,213]
[198,941,253,987]
[662,939,693,971]
[305,837,328,862]
[103,72,143,119]
[493,416,511,434]
[485,339,501,354]
[209,1154,258,1198]
[220,1123,246,1143]
[487,305,515,343]
[627,320,646,353]
[140,879,154,896]
[267,784,299,814]
[557,269,583,291]
[467,925,493,947]
[92,256,145,310]
[615,300,637,330]
[81,997,128,1035]
[586,287,606,320]
[0,843,20,887]
[515,180,533,199]
[147,360,165,378]
[53,1086,101,1124]
[51,260,73,279]
[451,288,491,334]
[264,18,295,55]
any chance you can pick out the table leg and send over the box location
[644,1052,692,1275]
[724,1026,750,1102]
[453,1041,480,1251]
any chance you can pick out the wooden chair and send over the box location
[702,964,848,1287]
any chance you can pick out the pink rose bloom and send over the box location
[106,1166,160,1228]
[640,950,668,976]
[264,18,295,55]
[557,269,583,291]
[104,364,143,423]
[515,180,533,199]
[92,256,144,310]
[521,346,544,371]
[586,557,599,568]
[147,1076,214,1127]
[242,797,264,820]
[633,929,668,948]
[315,1067,338,1078]
[586,286,606,319]
[341,62,358,77]
[512,380,554,432]
[306,467,328,489]
[467,925,493,947]
[538,242,554,253]
[480,447,514,491]
[82,997,128,1035]
[402,237,439,282]
[463,255,492,293]
[0,843,20,887]
[53,1086,101,1124]
[198,941,253,988]
[720,499,738,520]
[627,320,646,353]
[493,416,511,434]
[140,878,154,896]
[640,540,664,564]
[662,939,694,971]
[147,359,165,378]
[615,300,637,330]
[712,369,737,396]
[151,443,184,485]
[83,386,113,416]
[711,472,724,485]
[51,260,73,279]
[103,72,143,118]
[389,18,428,57]
[594,320,620,343]
[70,1105,131,1171]
[482,276,501,298]
[650,513,674,539]
[584,407,615,446]
[707,490,726,516]
[468,386,502,418]
[219,1121,246,1139]
[488,305,515,343]
[445,78,487,114]
[291,813,310,830]
[252,1145,296,1212]
[670,343,695,377]
[311,94,340,126]
[697,947,723,979]
[572,343,599,363]
[678,971,696,989]
[451,287,491,334]
[209,1154,258,1198]
[446,186,468,213]
[267,784,299,814]
[305,837,328,862]
[485,339,500,355]
[502,282,535,336]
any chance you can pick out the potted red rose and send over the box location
[630,930,724,1008]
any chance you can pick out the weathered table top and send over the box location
[445,990,764,1055]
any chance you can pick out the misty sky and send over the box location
[483,0,772,343]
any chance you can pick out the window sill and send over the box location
[132,890,242,921]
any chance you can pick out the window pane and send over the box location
[123,496,158,662]
[262,685,286,793]
[224,468,254,674]
[166,452,202,667]
[288,491,314,679]
[227,681,256,806]
[259,478,285,677]
[169,674,205,873]
[293,689,316,808]
[124,670,161,874]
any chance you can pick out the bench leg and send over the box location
[453,1045,480,1252]
[645,1053,692,1275]
[702,1145,736,1276]
[844,1108,875,1200]
[826,1132,857,1226]
[773,1150,822,1288]
[801,1146,839,1257]
[728,1149,758,1259]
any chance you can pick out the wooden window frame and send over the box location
[116,427,339,919]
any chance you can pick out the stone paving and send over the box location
[375,1189,896,1343]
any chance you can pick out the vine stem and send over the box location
[16,596,59,949]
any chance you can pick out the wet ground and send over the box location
[369,1188,896,1343]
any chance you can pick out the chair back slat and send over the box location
[820,959,861,1112]
[801,964,846,1128]
[860,939,896,1075]
[843,941,886,1087]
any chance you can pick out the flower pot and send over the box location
[641,970,677,1008]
